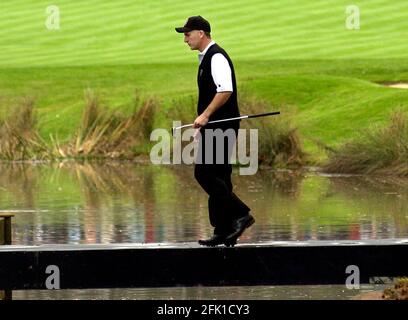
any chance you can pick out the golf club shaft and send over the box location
[173,111,280,132]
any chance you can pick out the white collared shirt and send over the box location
[198,41,233,92]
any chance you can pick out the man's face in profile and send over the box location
[184,30,203,50]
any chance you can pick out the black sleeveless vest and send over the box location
[197,43,240,125]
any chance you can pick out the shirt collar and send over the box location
[198,40,215,64]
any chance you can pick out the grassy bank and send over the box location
[324,110,408,176]
[1,60,408,164]
[0,91,304,168]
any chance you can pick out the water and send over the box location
[1,161,407,300]
[1,161,407,244]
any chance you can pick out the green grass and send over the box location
[323,110,408,176]
[1,1,408,163]
[2,0,408,66]
[243,71,408,158]
[2,61,408,162]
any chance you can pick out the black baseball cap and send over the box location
[175,16,211,33]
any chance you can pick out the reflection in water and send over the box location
[0,162,407,245]
[328,176,408,239]
[12,284,387,300]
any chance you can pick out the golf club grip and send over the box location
[247,111,280,119]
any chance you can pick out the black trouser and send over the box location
[194,122,250,235]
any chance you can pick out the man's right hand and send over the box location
[193,113,209,128]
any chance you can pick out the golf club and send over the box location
[172,111,280,136]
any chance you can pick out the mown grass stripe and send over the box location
[1,0,408,67]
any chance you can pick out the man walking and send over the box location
[175,16,255,246]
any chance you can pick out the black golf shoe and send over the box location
[224,214,255,244]
[198,234,227,247]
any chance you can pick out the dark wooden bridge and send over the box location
[1,239,407,291]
